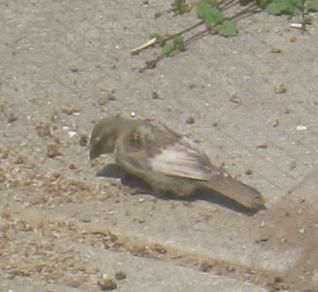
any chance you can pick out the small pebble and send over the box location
[152,91,160,99]
[296,125,307,131]
[97,278,117,290]
[185,116,195,124]
[245,169,253,175]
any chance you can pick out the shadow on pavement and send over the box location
[96,163,264,216]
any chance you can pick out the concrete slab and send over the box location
[8,198,302,274]
[1,0,318,290]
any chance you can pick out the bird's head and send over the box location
[89,116,122,160]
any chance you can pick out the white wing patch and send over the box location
[150,139,211,181]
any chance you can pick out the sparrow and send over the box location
[90,116,265,210]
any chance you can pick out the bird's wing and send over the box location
[149,137,214,181]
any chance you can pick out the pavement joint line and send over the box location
[2,207,296,284]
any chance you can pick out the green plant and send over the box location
[172,0,192,14]
[266,0,317,14]
[162,36,186,56]
[134,0,317,71]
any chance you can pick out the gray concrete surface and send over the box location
[0,233,268,292]
[1,0,318,291]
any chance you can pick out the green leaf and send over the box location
[174,36,185,51]
[197,1,225,28]
[162,42,176,56]
[162,36,185,56]
[255,0,273,9]
[266,0,301,15]
[217,20,238,37]
[266,0,290,14]
[200,0,218,6]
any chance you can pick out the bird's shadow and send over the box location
[97,164,264,216]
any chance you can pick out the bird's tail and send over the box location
[200,175,265,210]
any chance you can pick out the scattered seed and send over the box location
[35,122,51,137]
[50,111,60,123]
[272,119,280,127]
[69,163,77,170]
[115,271,127,281]
[200,261,214,272]
[7,112,18,123]
[135,217,145,224]
[97,96,110,106]
[271,48,281,53]
[47,144,61,158]
[273,84,287,94]
[1,149,9,159]
[154,12,161,19]
[0,167,6,183]
[256,238,269,243]
[229,95,241,104]
[256,143,268,149]
[62,107,81,115]
[274,276,283,283]
[69,66,79,72]
[151,243,167,254]
[188,83,197,89]
[14,155,24,164]
[289,161,297,170]
[108,90,116,101]
[226,265,235,272]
